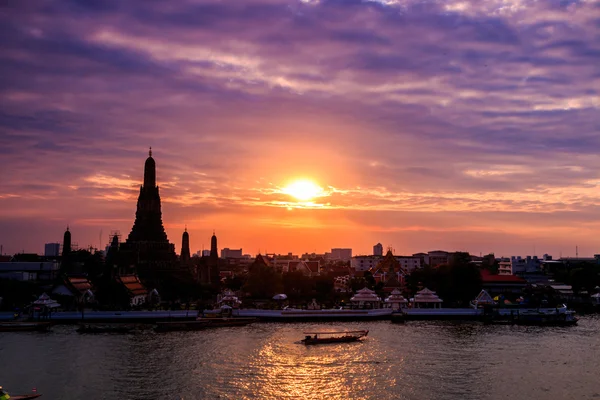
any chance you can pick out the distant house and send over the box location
[286,260,320,276]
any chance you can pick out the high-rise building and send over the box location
[330,248,352,261]
[44,243,60,257]
[373,243,383,257]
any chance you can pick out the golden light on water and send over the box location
[282,180,325,201]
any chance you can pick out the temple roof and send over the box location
[67,276,93,294]
[117,275,148,297]
[252,254,272,268]
[371,250,407,276]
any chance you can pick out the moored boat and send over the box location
[236,308,392,321]
[483,304,578,326]
[76,324,132,334]
[154,317,256,332]
[300,330,369,345]
[0,386,42,399]
[0,322,51,332]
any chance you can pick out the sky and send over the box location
[1,0,599,258]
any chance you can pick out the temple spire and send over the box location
[210,231,218,259]
[62,226,71,257]
[143,147,156,188]
[181,228,190,261]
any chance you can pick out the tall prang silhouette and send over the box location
[127,147,172,245]
[119,148,176,281]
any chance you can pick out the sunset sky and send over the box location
[1,0,599,257]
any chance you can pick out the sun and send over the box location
[282,180,324,201]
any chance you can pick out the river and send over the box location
[1,315,599,399]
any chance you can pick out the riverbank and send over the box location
[1,306,592,324]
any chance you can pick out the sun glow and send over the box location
[282,180,324,201]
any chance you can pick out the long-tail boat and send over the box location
[300,330,369,345]
[0,322,51,332]
[154,317,256,332]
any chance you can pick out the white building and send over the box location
[395,256,422,273]
[352,256,381,272]
[330,248,352,261]
[0,261,60,281]
[498,258,512,275]
[44,243,60,257]
[373,243,383,257]
[511,256,541,274]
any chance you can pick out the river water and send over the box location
[1,316,600,400]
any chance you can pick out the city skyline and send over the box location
[1,1,600,257]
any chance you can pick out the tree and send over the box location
[481,253,499,274]
[314,274,335,303]
[242,264,282,299]
[435,252,482,306]
[223,275,245,292]
[406,265,436,295]
[282,271,313,301]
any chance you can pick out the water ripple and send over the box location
[1,317,600,399]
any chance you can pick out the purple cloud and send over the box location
[0,0,599,256]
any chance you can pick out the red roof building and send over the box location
[480,269,527,295]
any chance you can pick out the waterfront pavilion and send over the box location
[412,288,443,309]
[384,288,408,311]
[350,287,381,309]
[218,290,242,308]
[471,290,495,308]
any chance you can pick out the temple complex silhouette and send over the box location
[86,149,220,301]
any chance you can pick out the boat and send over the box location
[483,304,578,326]
[0,386,42,399]
[0,322,51,332]
[76,324,132,334]
[515,307,578,326]
[154,317,256,332]
[300,330,369,345]
[236,308,392,321]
